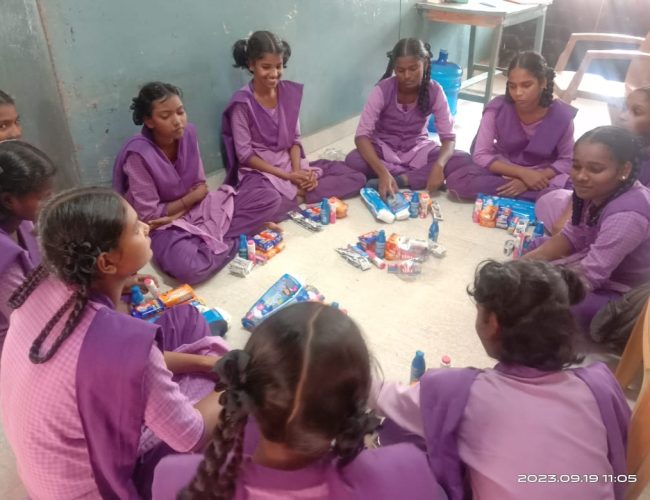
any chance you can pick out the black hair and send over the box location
[468,259,585,371]
[232,31,291,73]
[130,82,182,126]
[571,126,644,226]
[381,38,433,115]
[180,302,378,500]
[0,141,56,220]
[505,51,555,108]
[0,89,15,106]
[9,187,127,364]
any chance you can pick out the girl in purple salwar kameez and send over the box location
[221,31,366,220]
[526,127,650,333]
[153,303,444,500]
[1,188,227,499]
[537,86,650,233]
[371,260,630,500]
[0,141,54,357]
[345,38,471,199]
[445,52,576,202]
[114,82,280,285]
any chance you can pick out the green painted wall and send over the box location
[2,0,490,186]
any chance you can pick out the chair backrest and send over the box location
[626,31,650,95]
[625,299,650,499]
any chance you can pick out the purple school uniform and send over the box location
[559,183,650,330]
[0,220,41,353]
[114,124,279,284]
[445,96,577,201]
[1,274,226,499]
[221,80,366,221]
[378,363,630,500]
[345,76,471,189]
[152,419,445,500]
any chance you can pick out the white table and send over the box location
[417,0,551,105]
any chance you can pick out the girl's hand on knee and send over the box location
[497,178,527,198]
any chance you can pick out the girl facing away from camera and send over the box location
[372,260,630,500]
[153,302,445,500]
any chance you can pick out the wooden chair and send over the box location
[554,31,650,104]
[615,299,650,499]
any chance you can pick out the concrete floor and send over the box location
[0,75,627,498]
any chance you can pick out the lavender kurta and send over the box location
[371,362,630,500]
[554,182,650,330]
[445,96,577,201]
[0,277,227,499]
[345,76,471,189]
[114,124,279,284]
[221,80,365,220]
[152,419,445,500]
[0,220,41,355]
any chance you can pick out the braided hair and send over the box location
[9,187,127,363]
[505,51,555,108]
[381,38,433,115]
[468,259,585,370]
[232,31,292,72]
[130,82,182,126]
[180,302,378,500]
[0,141,56,220]
[571,126,644,227]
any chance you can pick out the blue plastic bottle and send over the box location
[409,192,420,218]
[131,286,145,306]
[375,230,386,259]
[410,350,426,383]
[238,234,248,259]
[320,198,330,225]
[428,49,463,133]
[533,221,545,239]
[428,220,439,243]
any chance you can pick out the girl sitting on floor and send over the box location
[222,30,366,219]
[1,187,228,498]
[526,126,650,333]
[153,302,444,500]
[371,259,630,500]
[114,82,281,284]
[345,37,471,199]
[445,51,576,201]
[0,141,54,356]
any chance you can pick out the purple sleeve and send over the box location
[430,82,455,141]
[122,153,167,220]
[193,136,207,183]
[230,103,255,165]
[0,261,24,322]
[355,86,385,139]
[471,108,506,169]
[369,378,425,437]
[143,346,205,453]
[549,121,575,175]
[563,212,650,289]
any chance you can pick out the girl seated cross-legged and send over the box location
[114,82,281,284]
[221,31,366,220]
